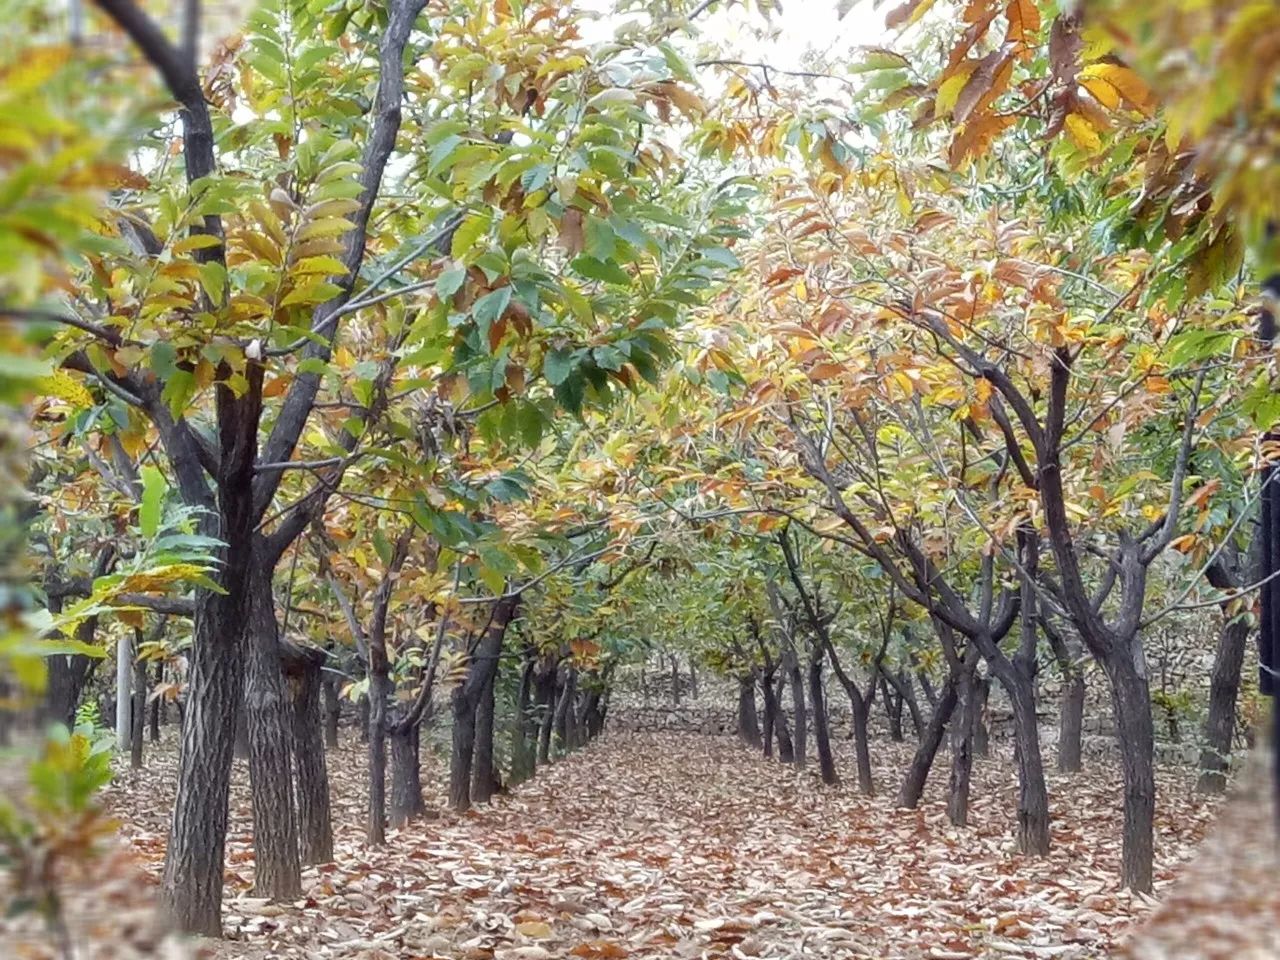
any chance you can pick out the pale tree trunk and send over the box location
[116,629,132,753]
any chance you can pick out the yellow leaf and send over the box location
[1064,114,1102,152]
[1077,62,1154,116]
[516,921,553,939]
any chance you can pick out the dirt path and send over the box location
[87,729,1232,959]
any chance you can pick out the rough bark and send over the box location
[509,653,537,785]
[760,673,777,759]
[787,652,807,765]
[947,664,977,827]
[1008,675,1050,855]
[809,654,838,786]
[448,685,478,812]
[367,657,391,845]
[1197,615,1250,794]
[772,675,795,763]
[471,664,500,804]
[1043,619,1085,773]
[535,661,556,765]
[1106,653,1156,893]
[389,722,425,827]
[881,675,904,742]
[553,667,576,751]
[898,672,959,808]
[736,675,761,748]
[287,646,332,864]
[322,673,340,749]
[243,567,301,899]
[448,595,518,812]
[972,675,991,758]
[1058,670,1085,773]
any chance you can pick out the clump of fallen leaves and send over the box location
[89,723,1244,960]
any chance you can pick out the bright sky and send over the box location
[690,0,889,66]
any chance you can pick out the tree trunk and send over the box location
[1006,670,1050,855]
[149,661,162,743]
[389,721,425,827]
[116,628,132,753]
[288,649,332,864]
[1059,669,1085,773]
[582,688,605,739]
[1044,620,1085,773]
[367,656,391,844]
[160,573,252,935]
[688,661,699,700]
[772,675,795,763]
[44,630,99,729]
[510,654,536,785]
[947,665,977,827]
[448,685,478,812]
[882,676,904,742]
[130,643,147,769]
[472,663,500,804]
[850,697,874,795]
[972,675,990,758]
[535,663,556,765]
[359,693,370,743]
[736,675,761,748]
[322,673,340,749]
[809,655,838,785]
[887,669,924,739]
[1197,615,1250,794]
[553,668,576,752]
[233,705,249,759]
[917,669,938,710]
[788,654,807,765]
[1106,650,1156,894]
[243,569,301,899]
[670,654,680,706]
[899,672,959,808]
[760,674,777,759]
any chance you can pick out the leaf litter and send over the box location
[22,728,1266,959]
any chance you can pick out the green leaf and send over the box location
[543,348,574,386]
[451,210,491,260]
[471,287,512,337]
[139,465,167,538]
[553,371,585,414]
[436,261,467,300]
[584,217,617,261]
[571,256,631,286]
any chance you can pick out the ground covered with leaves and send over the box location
[67,728,1259,959]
